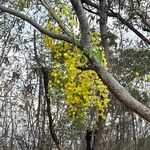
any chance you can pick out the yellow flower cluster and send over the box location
[63,49,109,120]
[44,8,110,122]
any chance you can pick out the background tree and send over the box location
[0,0,149,150]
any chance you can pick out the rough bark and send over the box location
[99,0,110,67]
[92,0,110,149]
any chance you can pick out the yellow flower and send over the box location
[135,72,140,77]
[146,75,150,82]
[44,21,110,122]
[56,63,61,68]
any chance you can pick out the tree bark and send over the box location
[92,119,105,150]
[92,0,110,149]
[85,130,92,150]
[99,0,110,67]
[42,68,63,150]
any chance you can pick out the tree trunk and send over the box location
[42,68,63,150]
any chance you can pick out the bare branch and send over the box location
[109,9,150,45]
[0,5,75,44]
[40,0,73,37]
[143,28,150,32]
[136,11,150,29]
[81,1,150,45]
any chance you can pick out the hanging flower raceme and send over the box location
[44,6,110,123]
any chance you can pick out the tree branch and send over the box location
[81,0,99,9]
[42,68,63,150]
[33,30,63,150]
[142,28,150,32]
[70,0,91,48]
[71,0,150,122]
[0,5,75,44]
[98,0,110,67]
[109,9,150,45]
[81,1,150,45]
[40,0,73,37]
[136,11,150,29]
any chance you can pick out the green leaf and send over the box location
[95,50,103,62]
[16,0,27,11]
[83,48,103,63]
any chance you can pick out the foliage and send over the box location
[14,0,29,11]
